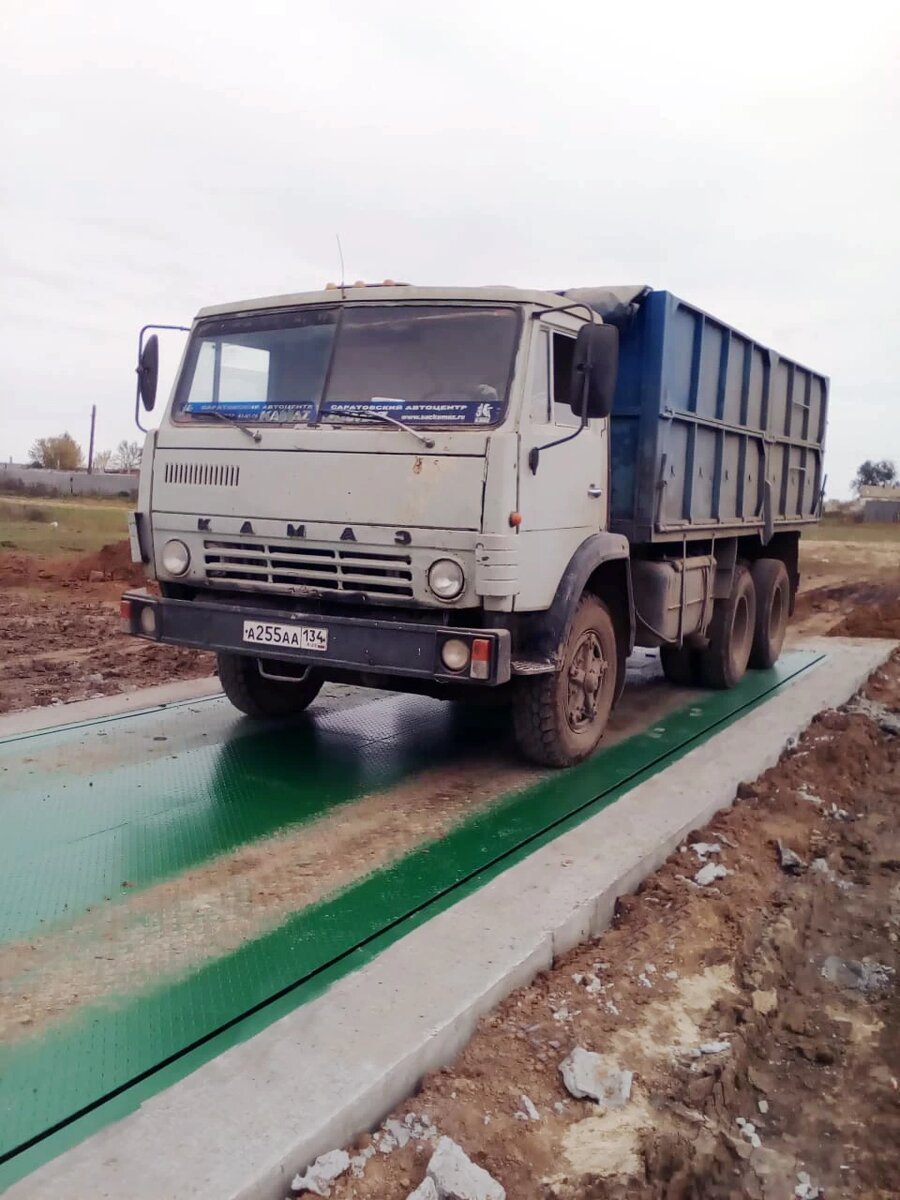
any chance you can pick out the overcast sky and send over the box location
[2,0,897,496]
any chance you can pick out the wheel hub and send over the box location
[566,631,608,732]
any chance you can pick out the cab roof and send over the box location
[197,285,580,320]
[195,284,651,324]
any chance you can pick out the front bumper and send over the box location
[121,590,511,686]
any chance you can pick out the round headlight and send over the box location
[441,638,470,672]
[428,558,465,600]
[161,538,191,576]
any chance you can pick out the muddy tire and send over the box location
[698,564,757,689]
[512,594,618,768]
[659,644,702,687]
[217,652,323,719]
[749,558,790,669]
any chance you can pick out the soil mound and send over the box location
[794,578,900,638]
[68,540,142,583]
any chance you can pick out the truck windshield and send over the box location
[172,304,519,428]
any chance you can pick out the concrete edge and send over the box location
[0,677,221,738]
[7,638,896,1200]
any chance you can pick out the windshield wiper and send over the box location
[203,408,262,443]
[327,408,435,449]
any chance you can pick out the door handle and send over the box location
[587,485,603,497]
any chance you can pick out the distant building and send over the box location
[859,484,900,523]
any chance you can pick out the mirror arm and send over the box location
[528,367,590,474]
[530,301,597,325]
[135,323,190,433]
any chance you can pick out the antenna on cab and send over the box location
[336,234,346,300]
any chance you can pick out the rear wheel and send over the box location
[698,564,757,689]
[659,644,702,687]
[749,558,790,669]
[217,652,323,719]
[512,594,618,768]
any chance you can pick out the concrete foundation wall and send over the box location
[0,464,138,499]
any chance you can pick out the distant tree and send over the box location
[29,432,84,470]
[851,459,897,494]
[92,449,113,471]
[113,440,142,470]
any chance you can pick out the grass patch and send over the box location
[805,514,900,543]
[0,497,130,556]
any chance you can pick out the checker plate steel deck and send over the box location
[0,651,822,1184]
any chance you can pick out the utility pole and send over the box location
[87,404,96,474]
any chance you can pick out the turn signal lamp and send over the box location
[470,639,491,680]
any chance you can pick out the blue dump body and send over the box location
[608,291,828,545]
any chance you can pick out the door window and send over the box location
[526,328,551,423]
[551,331,580,427]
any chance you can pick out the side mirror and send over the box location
[137,334,159,412]
[570,324,618,420]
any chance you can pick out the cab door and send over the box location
[515,317,609,610]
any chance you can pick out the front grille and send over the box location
[164,462,240,487]
[202,539,414,597]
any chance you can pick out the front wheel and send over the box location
[512,594,618,768]
[217,653,323,719]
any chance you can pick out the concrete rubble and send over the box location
[845,695,900,736]
[290,1148,350,1196]
[797,786,824,807]
[735,1116,762,1149]
[777,840,806,874]
[810,858,853,891]
[694,862,729,887]
[794,1170,823,1198]
[559,1047,633,1106]
[407,1180,439,1200]
[691,841,721,860]
[515,1094,539,1121]
[425,1136,506,1200]
[349,1146,376,1178]
[821,954,895,993]
[572,971,606,995]
[698,1040,731,1055]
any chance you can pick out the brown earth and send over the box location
[788,536,899,641]
[323,653,900,1200]
[0,542,213,713]
[0,535,897,716]
[792,580,900,640]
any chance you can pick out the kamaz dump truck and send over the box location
[122,283,828,766]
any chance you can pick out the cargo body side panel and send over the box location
[609,291,828,544]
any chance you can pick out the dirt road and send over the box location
[0,531,897,714]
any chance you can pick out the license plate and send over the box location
[242,620,328,652]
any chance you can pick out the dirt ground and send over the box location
[0,542,213,713]
[320,653,900,1200]
[0,529,897,715]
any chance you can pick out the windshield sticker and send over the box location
[183,399,503,425]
